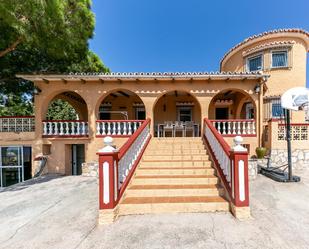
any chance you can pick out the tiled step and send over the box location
[144,149,208,155]
[142,155,210,161]
[125,184,221,197]
[132,175,218,185]
[151,138,202,142]
[139,161,212,167]
[135,167,215,175]
[148,144,205,149]
[119,196,229,215]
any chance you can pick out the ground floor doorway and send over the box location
[72,144,85,175]
[0,146,32,188]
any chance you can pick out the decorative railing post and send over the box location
[204,118,250,219]
[97,119,152,225]
[97,136,119,211]
[230,136,249,208]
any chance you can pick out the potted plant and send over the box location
[256,147,267,159]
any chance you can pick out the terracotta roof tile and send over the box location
[220,28,309,68]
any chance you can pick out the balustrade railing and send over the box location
[0,116,35,132]
[96,120,143,137]
[97,118,151,212]
[42,120,88,137]
[204,118,249,209]
[210,119,256,136]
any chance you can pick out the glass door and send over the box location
[0,146,24,188]
[72,144,85,175]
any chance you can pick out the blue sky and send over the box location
[90,0,309,84]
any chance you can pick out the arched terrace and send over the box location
[95,89,146,136]
[153,91,201,137]
[208,89,257,136]
[43,91,89,137]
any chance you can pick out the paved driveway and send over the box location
[1,170,309,249]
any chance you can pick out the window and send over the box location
[272,103,284,117]
[247,55,262,72]
[178,107,192,122]
[264,97,285,120]
[245,103,254,119]
[272,51,288,68]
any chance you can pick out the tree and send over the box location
[0,0,94,59]
[46,100,78,120]
[0,0,109,116]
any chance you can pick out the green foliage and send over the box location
[0,0,109,117]
[0,0,94,60]
[46,99,77,120]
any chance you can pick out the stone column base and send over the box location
[98,207,119,225]
[230,204,251,220]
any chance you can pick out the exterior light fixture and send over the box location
[254,85,261,94]
[33,86,42,95]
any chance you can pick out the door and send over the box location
[215,108,229,120]
[72,144,85,175]
[0,146,31,188]
[135,107,146,120]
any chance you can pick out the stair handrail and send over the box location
[97,118,152,211]
[203,118,249,210]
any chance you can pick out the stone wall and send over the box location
[248,159,259,180]
[270,149,309,169]
[82,161,99,177]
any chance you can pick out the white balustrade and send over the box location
[212,120,256,136]
[96,121,143,137]
[118,123,150,186]
[205,124,231,185]
[0,117,35,132]
[42,121,88,136]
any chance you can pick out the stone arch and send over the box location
[153,90,202,136]
[95,88,146,120]
[43,90,88,121]
[208,88,257,120]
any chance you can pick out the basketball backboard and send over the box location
[281,87,309,111]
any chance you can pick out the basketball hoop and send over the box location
[281,87,309,111]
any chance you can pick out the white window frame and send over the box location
[270,49,288,69]
[245,103,254,119]
[246,53,263,72]
[177,106,192,122]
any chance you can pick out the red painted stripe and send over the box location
[278,123,309,126]
[96,120,145,122]
[209,119,255,122]
[95,135,131,138]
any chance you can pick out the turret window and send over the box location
[247,54,262,72]
[271,50,288,68]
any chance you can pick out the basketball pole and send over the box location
[285,109,293,181]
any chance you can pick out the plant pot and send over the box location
[256,147,267,159]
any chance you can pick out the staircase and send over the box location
[118,137,229,215]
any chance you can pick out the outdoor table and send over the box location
[156,122,199,137]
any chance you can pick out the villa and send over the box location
[1,28,309,221]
